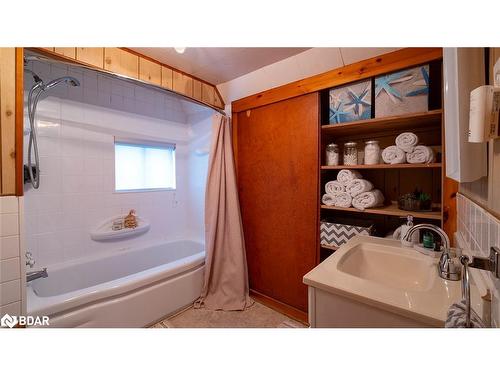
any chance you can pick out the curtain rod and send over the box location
[24,51,227,116]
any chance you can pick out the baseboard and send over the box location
[250,289,308,325]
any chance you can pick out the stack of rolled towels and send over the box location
[322,169,385,211]
[381,132,435,165]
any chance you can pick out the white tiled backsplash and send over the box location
[456,193,500,327]
[0,196,25,317]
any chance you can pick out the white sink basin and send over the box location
[336,243,435,292]
[304,236,465,327]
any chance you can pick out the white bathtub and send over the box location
[27,240,205,328]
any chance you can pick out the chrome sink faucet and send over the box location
[402,223,460,281]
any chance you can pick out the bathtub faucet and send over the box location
[27,268,48,282]
[26,251,35,268]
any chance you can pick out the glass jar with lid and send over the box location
[364,140,381,165]
[325,143,340,166]
[343,142,358,165]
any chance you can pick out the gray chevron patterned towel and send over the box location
[320,221,372,247]
[445,300,486,328]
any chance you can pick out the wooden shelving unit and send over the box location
[321,162,442,170]
[321,109,442,137]
[317,58,447,263]
[320,243,338,251]
[319,243,339,262]
[320,203,442,220]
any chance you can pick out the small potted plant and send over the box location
[398,189,432,212]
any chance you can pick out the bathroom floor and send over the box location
[151,301,308,328]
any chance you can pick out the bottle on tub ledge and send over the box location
[124,209,138,229]
[112,219,124,231]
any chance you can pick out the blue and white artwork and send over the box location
[329,80,372,124]
[375,65,429,118]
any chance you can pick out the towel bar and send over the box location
[459,255,487,328]
[460,255,472,327]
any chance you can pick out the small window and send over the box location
[114,139,176,192]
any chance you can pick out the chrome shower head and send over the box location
[25,73,80,190]
[43,76,80,90]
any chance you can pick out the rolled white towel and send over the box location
[334,192,352,208]
[345,179,374,197]
[352,189,385,211]
[336,169,362,186]
[406,145,435,164]
[322,194,337,206]
[325,180,345,195]
[382,146,406,164]
[395,132,419,153]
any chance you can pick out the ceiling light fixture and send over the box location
[174,47,186,54]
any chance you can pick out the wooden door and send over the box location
[236,93,319,312]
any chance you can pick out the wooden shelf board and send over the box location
[320,243,338,251]
[321,110,442,138]
[321,162,442,170]
[320,203,442,220]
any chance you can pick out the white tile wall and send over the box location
[0,258,20,282]
[0,280,21,305]
[457,193,500,327]
[0,197,23,317]
[0,301,22,316]
[187,115,212,241]
[26,60,189,124]
[22,61,212,269]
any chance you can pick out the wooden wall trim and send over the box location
[122,48,224,107]
[231,113,238,173]
[232,47,443,113]
[440,64,458,243]
[29,47,225,109]
[15,48,24,196]
[0,48,17,195]
[121,47,225,104]
[250,289,308,325]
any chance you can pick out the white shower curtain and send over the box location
[194,113,253,311]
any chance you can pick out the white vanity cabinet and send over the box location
[304,236,467,328]
[307,287,430,328]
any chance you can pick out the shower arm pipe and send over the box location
[25,50,227,117]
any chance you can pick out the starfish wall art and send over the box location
[375,65,429,118]
[329,79,372,124]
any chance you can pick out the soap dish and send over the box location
[90,214,150,241]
